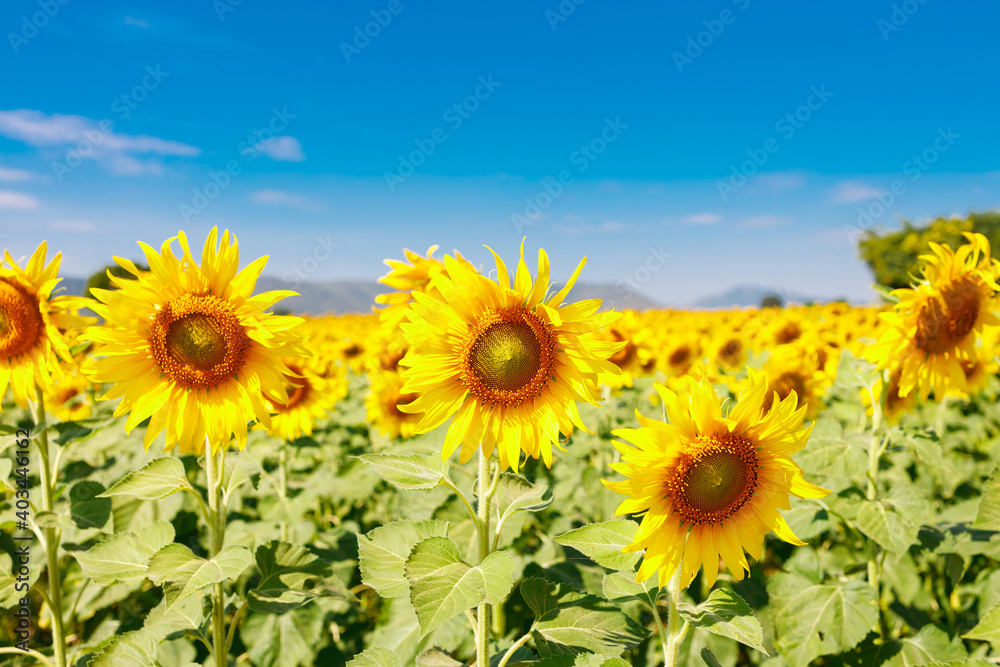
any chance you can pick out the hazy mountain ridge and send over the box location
[57,277,663,314]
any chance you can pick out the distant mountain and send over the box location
[691,284,834,309]
[57,277,662,314]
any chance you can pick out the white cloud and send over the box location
[258,136,305,162]
[0,166,34,182]
[831,181,881,203]
[751,171,807,193]
[740,214,792,228]
[125,16,151,28]
[0,190,38,209]
[0,109,199,175]
[50,219,97,232]
[681,212,722,225]
[250,189,310,208]
[558,220,628,235]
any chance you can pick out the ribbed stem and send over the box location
[206,443,227,667]
[33,388,66,667]
[476,451,492,667]
[663,561,686,667]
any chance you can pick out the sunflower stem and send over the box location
[476,450,495,667]
[278,442,289,542]
[33,387,67,667]
[205,442,228,667]
[663,560,686,667]
[866,376,888,638]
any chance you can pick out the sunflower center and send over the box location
[460,306,558,408]
[166,314,228,371]
[664,434,759,526]
[608,330,636,367]
[775,322,801,344]
[149,293,249,389]
[915,278,980,355]
[274,365,310,412]
[719,339,743,365]
[0,278,44,360]
[392,392,417,417]
[763,372,807,411]
[668,345,691,367]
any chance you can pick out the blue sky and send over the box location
[0,0,997,305]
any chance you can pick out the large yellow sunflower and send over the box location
[261,358,347,441]
[82,228,304,454]
[605,369,829,588]
[1,242,91,409]
[871,232,1000,400]
[399,242,625,471]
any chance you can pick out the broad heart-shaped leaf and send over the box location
[553,520,639,571]
[496,473,553,524]
[242,602,328,667]
[855,497,922,562]
[348,646,402,667]
[357,454,451,491]
[832,348,879,391]
[99,457,189,500]
[883,624,968,666]
[406,536,515,636]
[247,540,352,614]
[146,543,252,605]
[768,573,878,667]
[223,452,260,500]
[794,418,868,481]
[358,519,449,598]
[84,629,159,667]
[974,460,1000,530]
[73,520,174,586]
[677,588,766,654]
[416,648,464,667]
[963,599,1000,646]
[524,578,648,657]
[69,479,112,530]
[601,571,660,609]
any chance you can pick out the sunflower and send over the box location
[605,369,829,588]
[871,233,1000,401]
[366,367,421,440]
[261,358,347,441]
[595,311,655,389]
[757,343,831,418]
[1,242,91,409]
[46,361,99,422]
[375,245,461,327]
[82,228,305,454]
[398,242,625,471]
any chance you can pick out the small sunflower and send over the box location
[0,242,91,409]
[262,358,347,441]
[758,343,830,418]
[399,242,625,471]
[46,361,99,422]
[605,369,829,588]
[871,233,1000,400]
[366,368,421,440]
[82,228,305,454]
[375,245,458,327]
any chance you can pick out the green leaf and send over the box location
[416,648,464,667]
[524,578,648,657]
[247,540,353,614]
[496,473,553,525]
[677,588,767,654]
[357,519,449,598]
[357,454,452,491]
[242,603,328,667]
[406,536,515,635]
[223,452,260,500]
[553,520,639,571]
[100,457,189,500]
[73,520,175,586]
[884,624,967,666]
[601,571,659,609]
[147,543,252,605]
[347,646,402,667]
[963,599,1000,646]
[700,648,724,667]
[833,348,879,391]
[974,460,1000,530]
[85,630,160,667]
[69,479,112,529]
[768,573,878,667]
[795,418,868,480]
[855,498,920,562]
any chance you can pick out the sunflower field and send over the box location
[4,229,1000,667]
